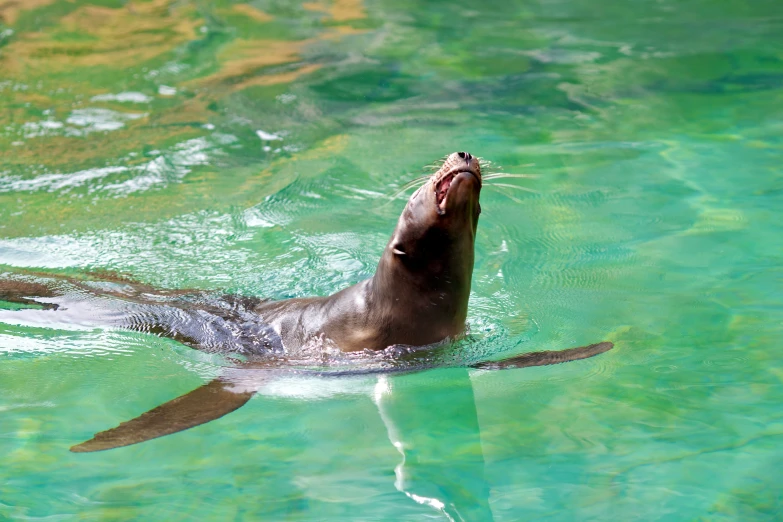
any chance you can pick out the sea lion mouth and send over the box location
[436,170,478,211]
[435,171,456,208]
[431,151,482,214]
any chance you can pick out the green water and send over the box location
[2,0,782,519]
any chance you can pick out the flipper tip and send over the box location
[69,434,129,453]
[593,341,614,353]
[69,442,93,453]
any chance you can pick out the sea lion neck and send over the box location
[363,152,482,347]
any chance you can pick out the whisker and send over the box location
[485,182,539,194]
[479,162,535,175]
[478,160,496,173]
[483,173,539,180]
[485,185,524,204]
[379,175,430,206]
[423,156,449,172]
[392,177,428,196]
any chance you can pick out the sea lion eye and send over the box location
[392,244,406,256]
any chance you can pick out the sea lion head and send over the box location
[389,151,482,262]
[371,152,482,344]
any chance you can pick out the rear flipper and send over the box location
[70,342,614,453]
[0,278,60,309]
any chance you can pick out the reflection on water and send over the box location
[1,0,783,519]
[375,371,492,521]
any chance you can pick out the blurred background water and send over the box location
[1,0,782,519]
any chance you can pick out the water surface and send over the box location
[1,0,782,519]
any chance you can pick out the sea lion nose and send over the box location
[457,151,472,162]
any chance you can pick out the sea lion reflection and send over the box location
[375,369,493,521]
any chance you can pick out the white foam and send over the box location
[90,92,152,103]
[256,129,282,141]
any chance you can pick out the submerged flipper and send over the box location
[70,376,260,452]
[70,341,614,452]
[471,341,613,370]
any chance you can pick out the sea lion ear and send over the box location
[392,243,406,256]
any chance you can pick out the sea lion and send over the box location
[0,152,614,452]
[250,150,483,352]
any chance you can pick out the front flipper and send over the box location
[472,341,613,370]
[70,342,614,452]
[70,373,264,453]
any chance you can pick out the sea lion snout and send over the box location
[434,151,482,214]
[439,152,481,180]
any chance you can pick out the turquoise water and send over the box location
[2,0,783,519]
